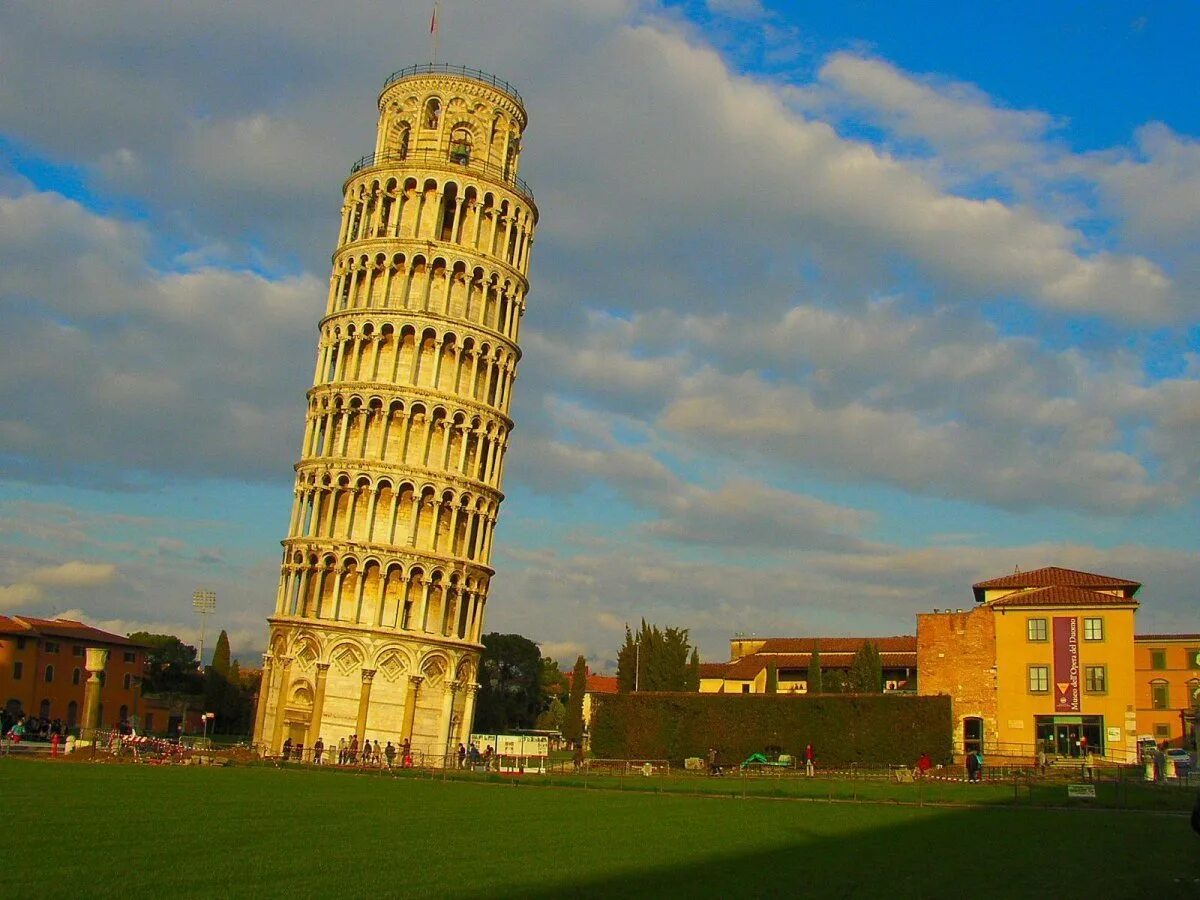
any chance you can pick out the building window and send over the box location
[1150,649,1167,670]
[448,125,472,164]
[123,673,132,690]
[1083,618,1103,641]
[44,665,54,683]
[1084,665,1106,693]
[12,662,22,680]
[39,699,50,719]
[1151,681,1169,710]
[1154,723,1170,738]
[741,684,751,694]
[72,668,81,686]
[123,652,135,664]
[73,645,83,657]
[1027,618,1048,642]
[1028,665,1049,693]
[67,700,78,729]
[1187,649,1200,671]
[1187,679,1200,707]
[119,704,129,723]
[16,637,26,650]
[45,641,59,653]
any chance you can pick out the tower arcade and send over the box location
[253,64,537,761]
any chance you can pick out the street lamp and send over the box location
[201,711,215,742]
[192,589,216,667]
[634,632,641,693]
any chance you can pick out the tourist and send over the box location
[314,737,325,765]
[805,743,815,777]
[457,742,466,768]
[402,738,413,768]
[572,744,584,772]
[1037,744,1048,775]
[469,742,481,767]
[482,744,493,770]
[282,737,292,761]
[385,741,396,768]
[707,746,718,776]
[974,749,985,781]
[50,731,60,758]
[349,734,359,764]
[916,752,932,777]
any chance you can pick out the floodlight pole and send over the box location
[634,634,640,693]
[192,589,217,667]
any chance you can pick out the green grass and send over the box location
[2,758,1197,899]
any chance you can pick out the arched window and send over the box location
[1188,678,1200,708]
[39,698,50,719]
[67,700,78,729]
[72,668,81,685]
[448,125,472,165]
[963,716,984,755]
[397,123,411,160]
[44,664,54,683]
[123,673,132,690]
[119,704,129,724]
[424,98,441,130]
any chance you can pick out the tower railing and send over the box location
[382,64,523,103]
[349,148,534,203]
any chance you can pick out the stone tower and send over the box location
[253,65,536,762]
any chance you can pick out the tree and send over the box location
[474,633,544,732]
[539,656,569,703]
[616,626,637,693]
[684,648,701,692]
[563,655,587,744]
[848,641,884,693]
[535,697,566,732]
[617,621,696,693]
[204,630,232,725]
[130,632,202,694]
[806,646,823,695]
[766,662,778,694]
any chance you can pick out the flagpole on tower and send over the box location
[430,2,440,65]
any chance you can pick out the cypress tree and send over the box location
[204,630,232,728]
[685,648,701,691]
[806,646,822,695]
[564,655,587,744]
[766,662,778,694]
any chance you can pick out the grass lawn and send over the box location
[2,758,1196,899]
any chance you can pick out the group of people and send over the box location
[2,712,67,743]
[279,735,417,768]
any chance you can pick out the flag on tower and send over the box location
[431,3,439,35]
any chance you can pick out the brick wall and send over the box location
[917,608,996,756]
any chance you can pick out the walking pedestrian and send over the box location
[314,737,325,765]
[385,741,396,768]
[402,737,413,768]
[805,743,815,777]
[457,742,466,769]
[281,737,292,761]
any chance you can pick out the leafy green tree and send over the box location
[204,630,232,723]
[766,662,778,694]
[539,656,569,704]
[563,655,587,744]
[806,646,823,695]
[535,697,567,732]
[684,648,701,692]
[848,641,884,693]
[130,632,202,693]
[616,626,638,693]
[617,621,697,692]
[474,633,544,731]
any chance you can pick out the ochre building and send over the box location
[918,567,1142,760]
[699,636,917,694]
[1134,633,1200,748]
[253,64,537,762]
[0,615,148,730]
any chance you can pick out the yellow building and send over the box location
[919,567,1142,761]
[1134,633,1200,748]
[252,64,537,763]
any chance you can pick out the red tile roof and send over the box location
[755,636,916,654]
[699,662,730,678]
[1135,633,1200,642]
[985,585,1140,609]
[719,650,917,680]
[0,615,149,648]
[973,566,1140,592]
[585,674,619,694]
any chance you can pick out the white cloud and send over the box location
[0,583,43,610]
[29,561,118,588]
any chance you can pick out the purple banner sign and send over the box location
[1053,616,1080,712]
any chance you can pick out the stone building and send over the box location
[253,64,537,762]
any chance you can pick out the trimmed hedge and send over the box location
[590,692,952,767]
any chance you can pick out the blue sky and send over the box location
[0,1,1197,666]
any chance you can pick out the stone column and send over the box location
[81,647,109,740]
[252,655,273,748]
[401,675,423,743]
[355,669,376,742]
[459,683,479,744]
[435,680,460,765]
[306,663,330,749]
[269,656,293,754]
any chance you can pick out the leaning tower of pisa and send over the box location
[252,65,536,762]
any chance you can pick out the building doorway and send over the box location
[963,717,984,755]
[1036,716,1104,757]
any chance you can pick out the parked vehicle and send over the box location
[1164,748,1193,777]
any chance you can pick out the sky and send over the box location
[0,1,1197,668]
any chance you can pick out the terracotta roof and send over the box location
[699,662,730,678]
[584,674,618,694]
[721,651,916,680]
[755,636,916,654]
[0,615,148,648]
[973,566,1140,593]
[1136,633,1200,642]
[985,585,1140,609]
